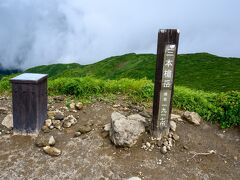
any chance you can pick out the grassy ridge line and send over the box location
[25,63,81,77]
[25,53,240,92]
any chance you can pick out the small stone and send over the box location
[5,130,11,134]
[52,120,62,130]
[171,114,181,121]
[49,125,54,129]
[161,146,167,154]
[41,126,50,133]
[217,133,224,139]
[234,156,238,161]
[45,119,52,127]
[54,111,64,120]
[70,102,75,109]
[170,121,177,132]
[35,136,49,147]
[168,138,173,147]
[166,145,171,151]
[182,111,201,125]
[75,102,83,110]
[53,96,64,102]
[173,134,180,141]
[47,111,55,119]
[43,146,61,156]
[168,132,173,138]
[48,136,56,146]
[146,142,151,148]
[74,131,81,137]
[113,104,121,108]
[63,121,72,128]
[68,115,77,125]
[62,115,77,128]
[157,140,162,147]
[103,123,111,131]
[183,145,189,150]
[141,144,147,149]
[163,141,168,146]
[122,107,130,111]
[78,125,92,134]
[2,114,13,129]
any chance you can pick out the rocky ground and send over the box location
[0,96,239,180]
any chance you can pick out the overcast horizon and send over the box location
[0,0,239,70]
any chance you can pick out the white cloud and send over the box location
[0,0,239,69]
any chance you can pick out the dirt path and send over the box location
[0,96,239,180]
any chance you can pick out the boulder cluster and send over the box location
[104,107,202,154]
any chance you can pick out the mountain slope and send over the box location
[25,53,240,92]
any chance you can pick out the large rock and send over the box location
[109,112,145,147]
[2,114,13,129]
[182,111,201,125]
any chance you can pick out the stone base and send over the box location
[13,129,39,137]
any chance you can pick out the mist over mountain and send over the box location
[0,0,239,70]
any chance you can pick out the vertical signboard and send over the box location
[152,29,179,139]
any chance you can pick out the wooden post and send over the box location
[10,73,48,134]
[152,29,180,139]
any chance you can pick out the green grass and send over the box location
[25,53,240,92]
[25,63,81,77]
[47,77,240,128]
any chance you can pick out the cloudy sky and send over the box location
[0,0,239,69]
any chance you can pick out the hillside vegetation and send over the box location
[0,52,240,128]
[25,53,240,92]
[25,63,81,77]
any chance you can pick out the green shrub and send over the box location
[0,77,12,93]
[215,91,240,128]
[1,76,239,128]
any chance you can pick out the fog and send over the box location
[0,0,239,69]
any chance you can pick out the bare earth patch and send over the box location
[0,96,239,180]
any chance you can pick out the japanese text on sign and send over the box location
[158,44,176,129]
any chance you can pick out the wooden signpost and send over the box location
[152,29,180,139]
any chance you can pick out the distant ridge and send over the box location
[0,64,21,79]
